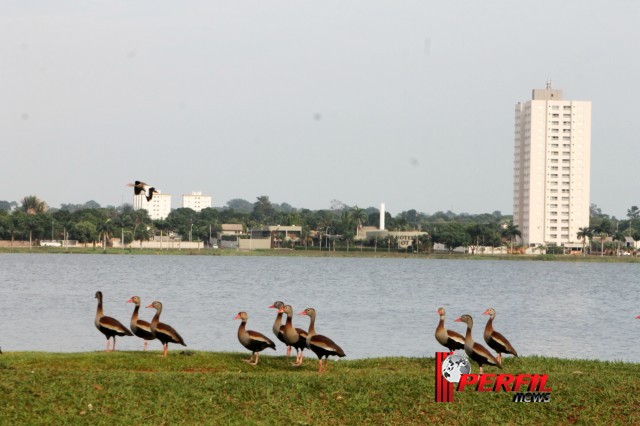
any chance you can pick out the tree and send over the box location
[21,195,48,215]
[613,231,626,255]
[576,227,593,256]
[225,199,253,213]
[350,206,367,235]
[594,231,608,257]
[252,196,275,224]
[432,223,470,252]
[627,206,639,236]
[20,196,49,246]
[501,222,521,254]
[97,219,113,248]
[73,221,97,246]
[0,200,18,212]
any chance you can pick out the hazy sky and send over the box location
[2,1,639,218]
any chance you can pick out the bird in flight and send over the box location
[127,181,158,201]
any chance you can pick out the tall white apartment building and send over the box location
[513,82,591,248]
[182,191,212,212]
[133,192,172,220]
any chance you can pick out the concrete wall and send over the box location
[0,240,31,247]
[239,239,271,250]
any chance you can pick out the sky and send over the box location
[2,1,639,218]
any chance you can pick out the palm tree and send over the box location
[501,222,521,254]
[595,231,608,257]
[20,195,48,247]
[613,231,626,256]
[576,227,593,256]
[350,206,367,235]
[21,195,48,215]
[97,219,113,249]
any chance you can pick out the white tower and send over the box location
[380,203,385,230]
[513,83,591,248]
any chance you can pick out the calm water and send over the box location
[0,253,638,362]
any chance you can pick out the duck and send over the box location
[268,301,288,352]
[94,291,132,352]
[126,296,156,350]
[234,311,276,365]
[126,181,158,202]
[146,301,186,356]
[278,305,308,365]
[269,301,307,357]
[454,314,501,374]
[435,307,465,352]
[482,308,518,364]
[298,307,345,373]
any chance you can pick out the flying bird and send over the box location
[127,181,158,201]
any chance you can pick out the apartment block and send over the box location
[513,81,591,248]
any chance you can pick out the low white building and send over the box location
[182,191,212,212]
[134,192,171,220]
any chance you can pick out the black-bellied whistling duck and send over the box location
[278,305,308,366]
[298,307,345,373]
[234,311,276,365]
[482,308,518,364]
[146,301,186,356]
[435,307,465,352]
[454,314,501,374]
[126,181,158,201]
[269,301,307,358]
[126,296,156,350]
[268,301,288,355]
[94,291,132,352]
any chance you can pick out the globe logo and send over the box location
[441,354,471,383]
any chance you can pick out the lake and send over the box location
[0,253,638,362]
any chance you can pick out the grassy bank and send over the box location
[1,245,639,263]
[0,352,638,425]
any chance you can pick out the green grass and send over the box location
[0,352,638,425]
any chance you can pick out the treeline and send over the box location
[0,195,638,252]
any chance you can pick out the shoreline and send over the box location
[1,245,639,263]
